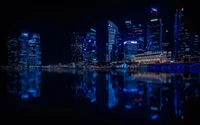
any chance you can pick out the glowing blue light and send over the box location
[123,88,137,92]
[139,24,141,26]
[90,28,96,32]
[131,41,137,44]
[21,94,29,99]
[151,114,158,120]
[89,40,91,42]
[150,106,158,111]
[151,19,158,22]
[91,98,96,103]
[123,41,127,44]
[151,8,157,11]
[125,104,132,109]
[22,33,28,37]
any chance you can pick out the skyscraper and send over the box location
[7,37,19,66]
[8,33,42,67]
[174,8,190,58]
[147,8,163,52]
[115,32,123,61]
[162,29,170,51]
[70,32,83,63]
[132,24,145,53]
[107,20,119,62]
[83,28,97,64]
[191,35,200,59]
[124,21,138,61]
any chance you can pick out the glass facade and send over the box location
[83,29,97,64]
[147,8,163,52]
[7,33,42,67]
[132,24,145,53]
[107,20,119,62]
[174,8,190,57]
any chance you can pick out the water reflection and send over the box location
[5,68,200,122]
[70,69,200,121]
[71,70,97,103]
[7,69,41,99]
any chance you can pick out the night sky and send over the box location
[3,0,199,65]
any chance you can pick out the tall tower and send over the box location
[18,33,42,67]
[7,37,20,66]
[147,8,163,52]
[70,32,83,63]
[174,8,190,58]
[83,28,97,64]
[162,29,170,52]
[132,24,145,53]
[107,20,118,62]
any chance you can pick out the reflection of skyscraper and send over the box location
[106,74,119,108]
[72,71,96,103]
[107,20,119,62]
[83,28,97,64]
[147,8,163,51]
[7,69,41,99]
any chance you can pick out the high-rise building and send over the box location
[124,40,138,61]
[115,32,123,61]
[162,29,170,51]
[7,33,42,67]
[83,28,97,64]
[132,24,145,53]
[125,21,133,39]
[124,21,138,61]
[147,8,163,52]
[191,35,200,58]
[7,37,20,66]
[107,20,119,62]
[18,33,42,66]
[174,8,190,58]
[70,32,83,63]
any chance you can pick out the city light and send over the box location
[151,8,158,11]
[151,18,158,22]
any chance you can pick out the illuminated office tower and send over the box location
[125,21,133,39]
[124,40,138,61]
[18,33,29,66]
[132,24,145,53]
[7,37,20,66]
[107,20,119,62]
[18,33,42,66]
[83,28,97,64]
[174,8,190,58]
[190,35,200,59]
[27,33,42,66]
[162,29,170,52]
[115,32,123,61]
[147,8,163,52]
[71,32,83,63]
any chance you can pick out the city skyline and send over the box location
[4,2,199,65]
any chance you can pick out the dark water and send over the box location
[3,68,200,124]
